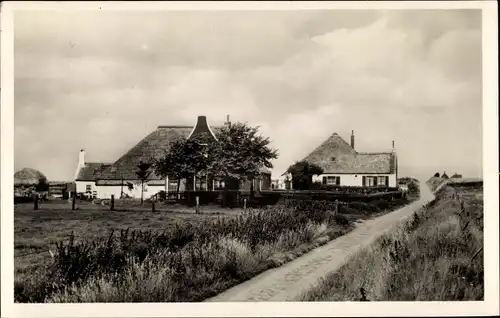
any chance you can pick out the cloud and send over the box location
[14,10,483,180]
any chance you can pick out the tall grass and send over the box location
[15,197,412,303]
[299,184,483,301]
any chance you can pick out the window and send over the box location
[366,176,375,187]
[331,157,336,162]
[378,176,386,186]
[86,184,92,193]
[325,176,341,185]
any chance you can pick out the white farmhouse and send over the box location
[301,131,398,188]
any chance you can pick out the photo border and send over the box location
[1,1,498,317]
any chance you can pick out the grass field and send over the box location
[14,188,418,303]
[299,181,483,301]
[15,200,241,276]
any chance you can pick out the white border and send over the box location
[1,1,498,317]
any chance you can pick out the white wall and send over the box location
[96,182,166,199]
[312,174,397,187]
[76,181,97,194]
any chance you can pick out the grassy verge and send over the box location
[299,182,483,301]
[15,195,414,303]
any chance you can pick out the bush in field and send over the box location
[407,182,420,198]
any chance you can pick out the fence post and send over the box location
[335,199,339,215]
[244,198,247,213]
[110,195,115,211]
[33,194,38,211]
[195,196,199,214]
[152,199,155,212]
[72,195,76,211]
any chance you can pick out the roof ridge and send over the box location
[357,152,393,155]
[157,125,194,129]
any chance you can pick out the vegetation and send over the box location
[154,136,211,199]
[135,161,152,205]
[35,176,50,192]
[286,160,324,190]
[14,193,413,303]
[299,182,483,301]
[206,122,278,204]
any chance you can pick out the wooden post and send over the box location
[244,198,247,212]
[110,195,115,211]
[33,194,38,211]
[120,178,124,198]
[152,199,155,212]
[72,195,76,211]
[195,196,200,214]
[335,199,339,215]
[193,175,196,191]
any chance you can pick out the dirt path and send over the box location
[206,181,435,302]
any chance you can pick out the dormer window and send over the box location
[331,157,336,162]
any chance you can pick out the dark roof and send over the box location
[76,163,111,181]
[442,172,449,179]
[450,173,462,178]
[302,133,396,174]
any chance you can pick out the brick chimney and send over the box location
[224,114,231,127]
[350,130,355,149]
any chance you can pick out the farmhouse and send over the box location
[74,116,272,199]
[300,131,398,188]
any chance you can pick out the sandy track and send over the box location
[205,180,434,302]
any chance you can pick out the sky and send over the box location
[14,9,483,181]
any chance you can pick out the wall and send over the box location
[96,182,166,199]
[75,181,97,195]
[313,174,397,187]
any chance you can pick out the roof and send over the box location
[95,116,272,181]
[14,168,47,186]
[97,126,195,180]
[76,163,111,181]
[450,173,462,178]
[302,133,396,174]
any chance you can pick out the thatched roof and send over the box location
[302,133,396,174]
[94,116,273,184]
[442,171,449,179]
[14,168,47,186]
[97,126,194,181]
[75,163,111,181]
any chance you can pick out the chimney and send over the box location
[350,130,355,149]
[392,140,396,152]
[196,115,208,128]
[224,114,231,127]
[79,149,85,166]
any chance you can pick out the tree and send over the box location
[286,160,324,190]
[153,136,211,200]
[35,176,49,192]
[136,161,152,205]
[434,172,440,178]
[206,122,278,205]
